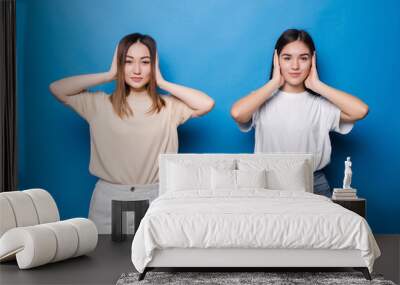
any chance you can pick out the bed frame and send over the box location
[139,248,370,280]
[138,154,372,281]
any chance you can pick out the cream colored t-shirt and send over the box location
[65,91,193,185]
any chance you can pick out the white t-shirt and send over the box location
[238,90,353,171]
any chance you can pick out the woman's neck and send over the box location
[128,88,149,98]
[281,83,306,93]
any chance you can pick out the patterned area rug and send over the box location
[116,271,396,285]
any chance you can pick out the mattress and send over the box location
[131,189,380,273]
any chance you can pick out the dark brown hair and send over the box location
[110,33,165,119]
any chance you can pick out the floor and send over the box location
[0,235,399,285]
[0,236,133,285]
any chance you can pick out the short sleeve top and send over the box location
[64,91,193,184]
[237,90,353,171]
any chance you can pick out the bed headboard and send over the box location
[158,153,314,195]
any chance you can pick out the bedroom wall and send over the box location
[16,0,400,233]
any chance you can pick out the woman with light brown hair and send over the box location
[49,33,214,233]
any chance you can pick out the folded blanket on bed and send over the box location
[131,190,380,273]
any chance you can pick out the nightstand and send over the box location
[111,199,149,242]
[331,198,366,218]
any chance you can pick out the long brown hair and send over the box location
[110,33,165,119]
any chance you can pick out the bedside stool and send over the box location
[111,199,149,242]
[331,198,366,218]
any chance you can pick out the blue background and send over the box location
[16,0,400,233]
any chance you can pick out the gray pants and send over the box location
[88,179,159,234]
[313,170,331,197]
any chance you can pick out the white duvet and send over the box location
[131,190,380,273]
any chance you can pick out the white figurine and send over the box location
[342,157,352,189]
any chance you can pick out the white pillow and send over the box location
[238,159,310,192]
[237,169,267,188]
[211,168,267,190]
[166,160,236,191]
[167,162,209,191]
[266,166,307,191]
[211,168,236,190]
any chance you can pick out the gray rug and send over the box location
[116,271,396,285]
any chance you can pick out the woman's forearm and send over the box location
[49,72,113,102]
[231,79,280,124]
[312,81,369,121]
[158,79,214,116]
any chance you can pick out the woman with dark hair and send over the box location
[230,29,368,197]
[50,33,214,233]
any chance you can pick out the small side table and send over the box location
[112,199,149,242]
[332,198,366,218]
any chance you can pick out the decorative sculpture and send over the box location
[342,157,352,189]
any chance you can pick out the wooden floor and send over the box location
[0,235,399,285]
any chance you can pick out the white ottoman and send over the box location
[0,189,98,269]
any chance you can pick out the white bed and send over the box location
[131,154,380,280]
